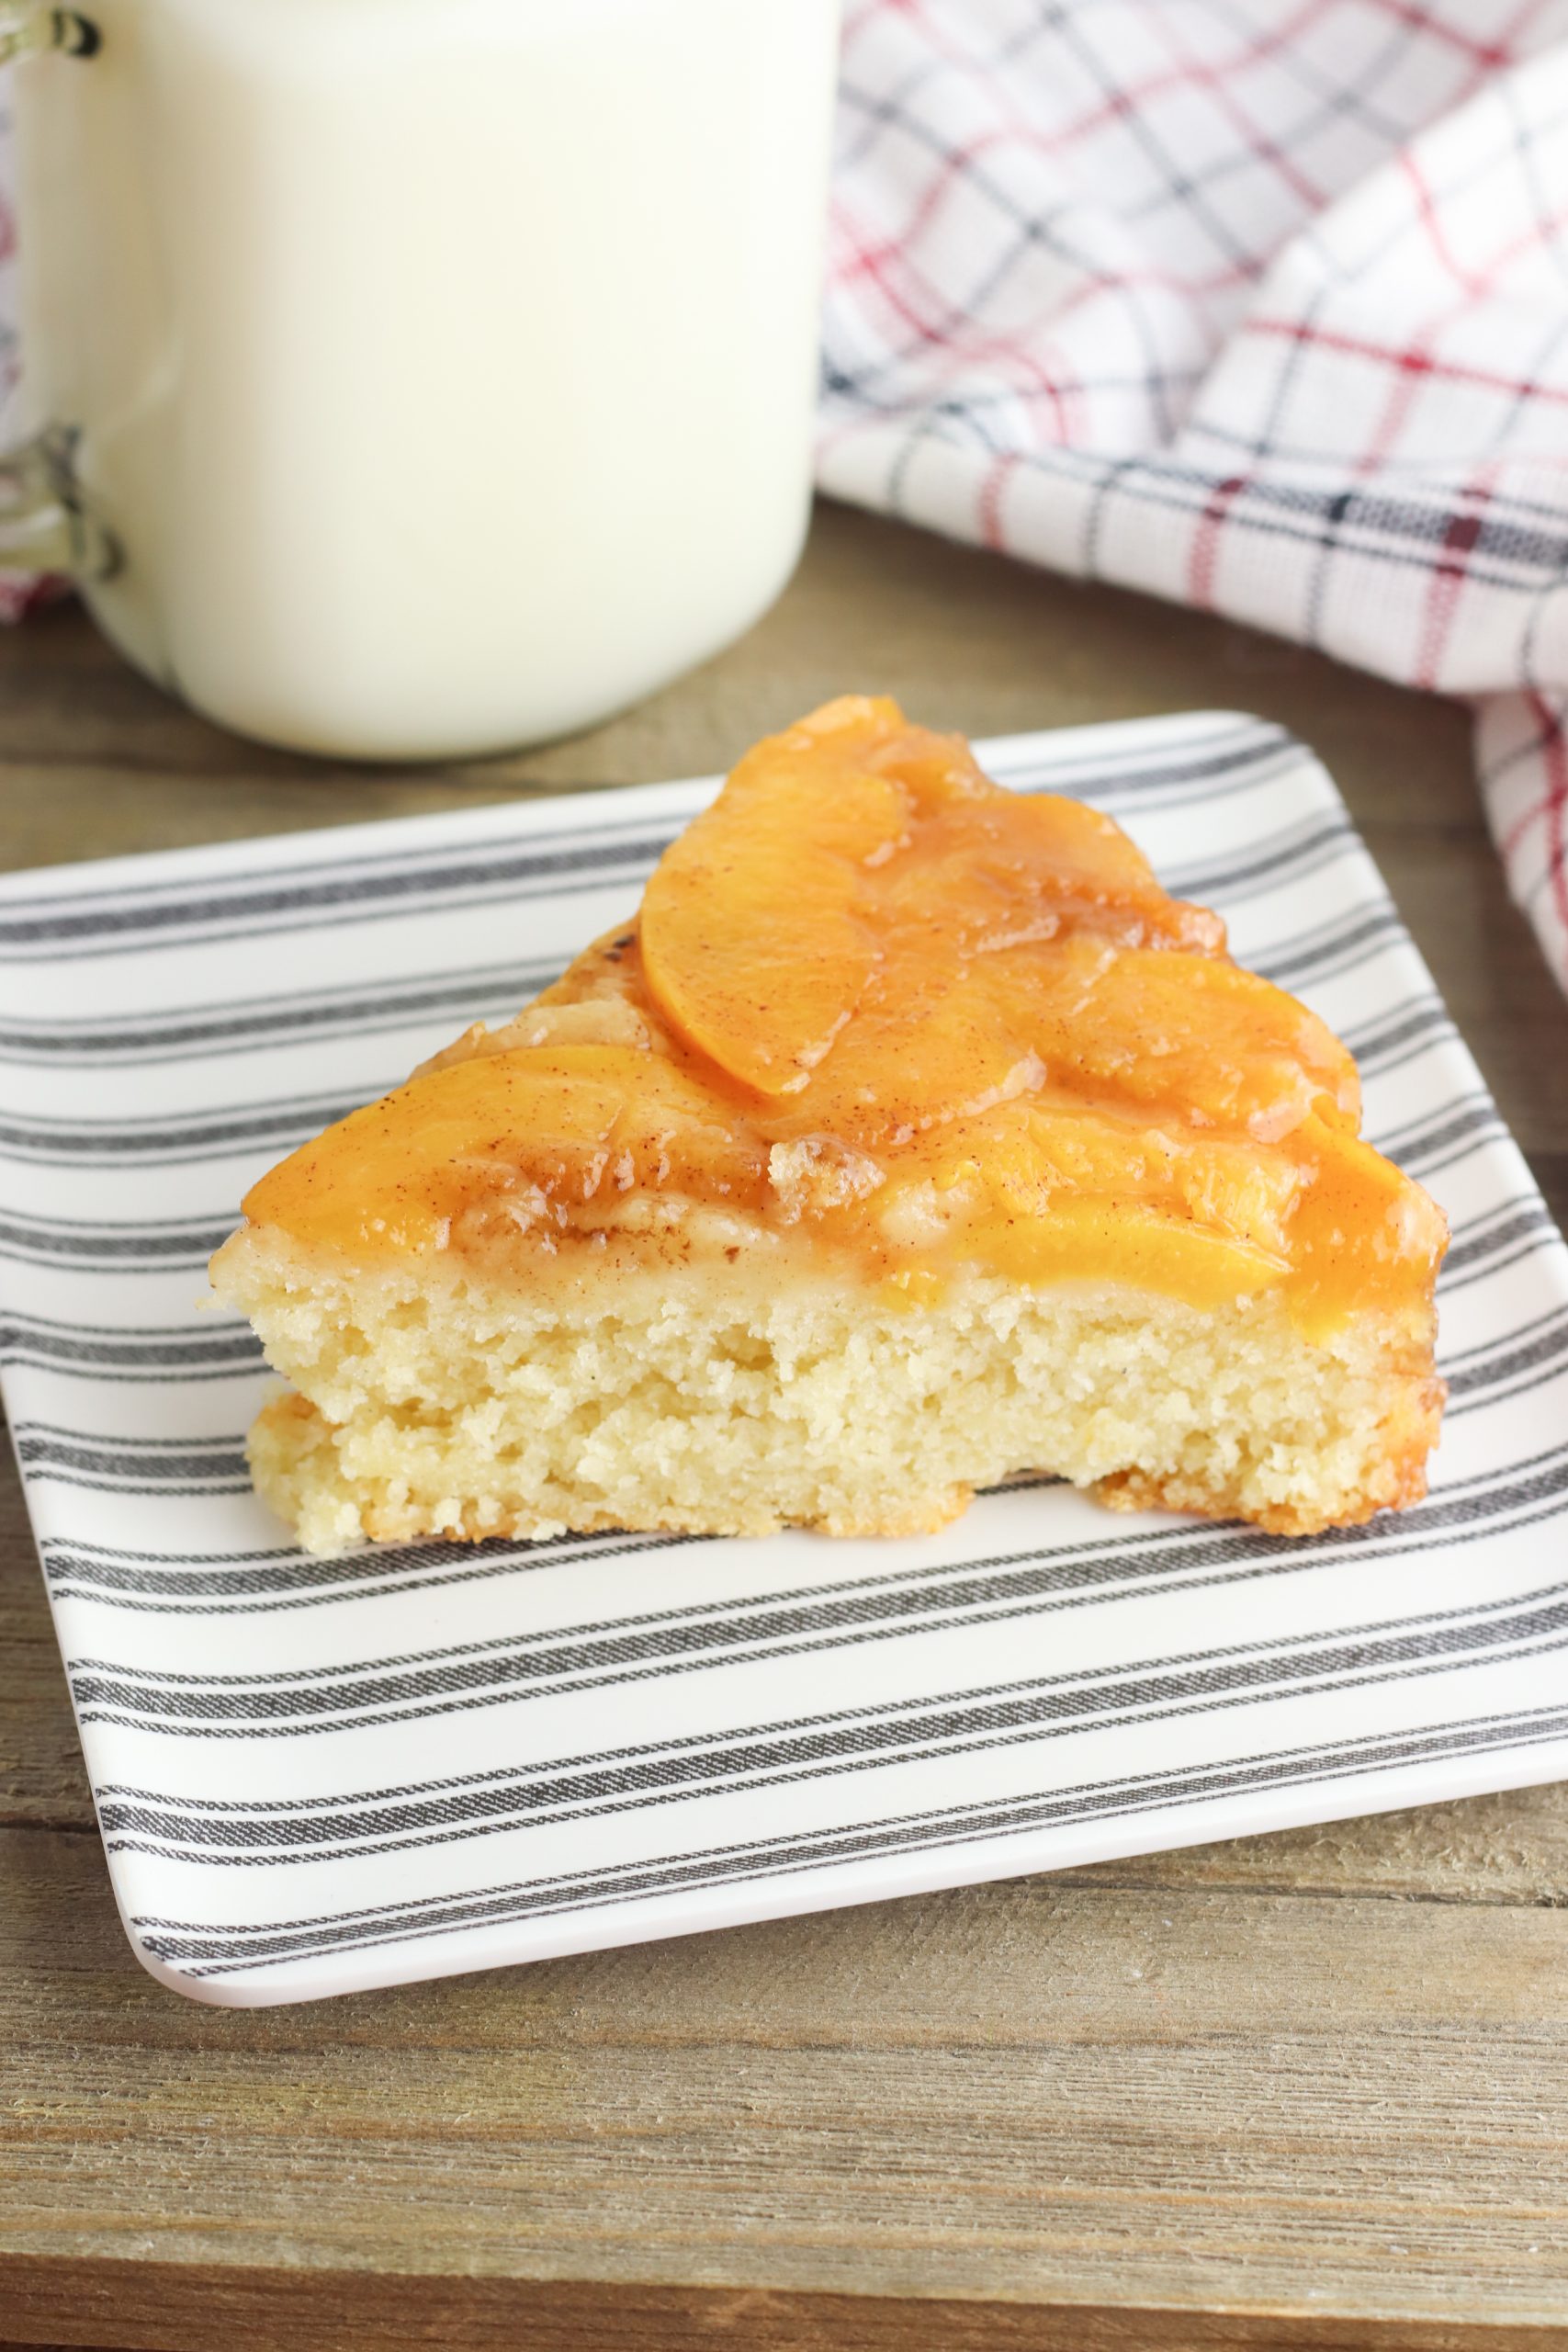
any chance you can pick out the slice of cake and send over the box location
[211,696,1447,1556]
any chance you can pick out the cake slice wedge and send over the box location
[211,697,1447,1556]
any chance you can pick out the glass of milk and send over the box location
[0,0,840,758]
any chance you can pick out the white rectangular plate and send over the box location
[4,711,1566,2007]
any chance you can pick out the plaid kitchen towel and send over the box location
[822,0,1568,999]
[5,6,1568,994]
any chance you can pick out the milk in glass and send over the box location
[16,0,840,756]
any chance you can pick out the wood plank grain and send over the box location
[5,2267,1568,2352]
[4,1829,1568,2330]
[3,500,1568,2348]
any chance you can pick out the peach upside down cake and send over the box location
[211,696,1446,1556]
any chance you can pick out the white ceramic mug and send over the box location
[0,0,840,758]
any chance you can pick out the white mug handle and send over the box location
[0,425,116,576]
[0,8,118,578]
[0,5,98,62]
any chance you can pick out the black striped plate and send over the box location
[5,710,1566,2007]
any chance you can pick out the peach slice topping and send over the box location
[640,697,909,1095]
[244,696,1443,1333]
[641,695,1356,1148]
[243,1046,765,1253]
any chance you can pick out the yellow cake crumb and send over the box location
[213,1232,1441,1555]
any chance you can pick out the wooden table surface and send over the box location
[4,502,1568,2352]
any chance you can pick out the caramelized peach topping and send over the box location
[244,697,1444,1334]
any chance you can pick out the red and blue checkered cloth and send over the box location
[822,0,1568,999]
[5,3,1568,996]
